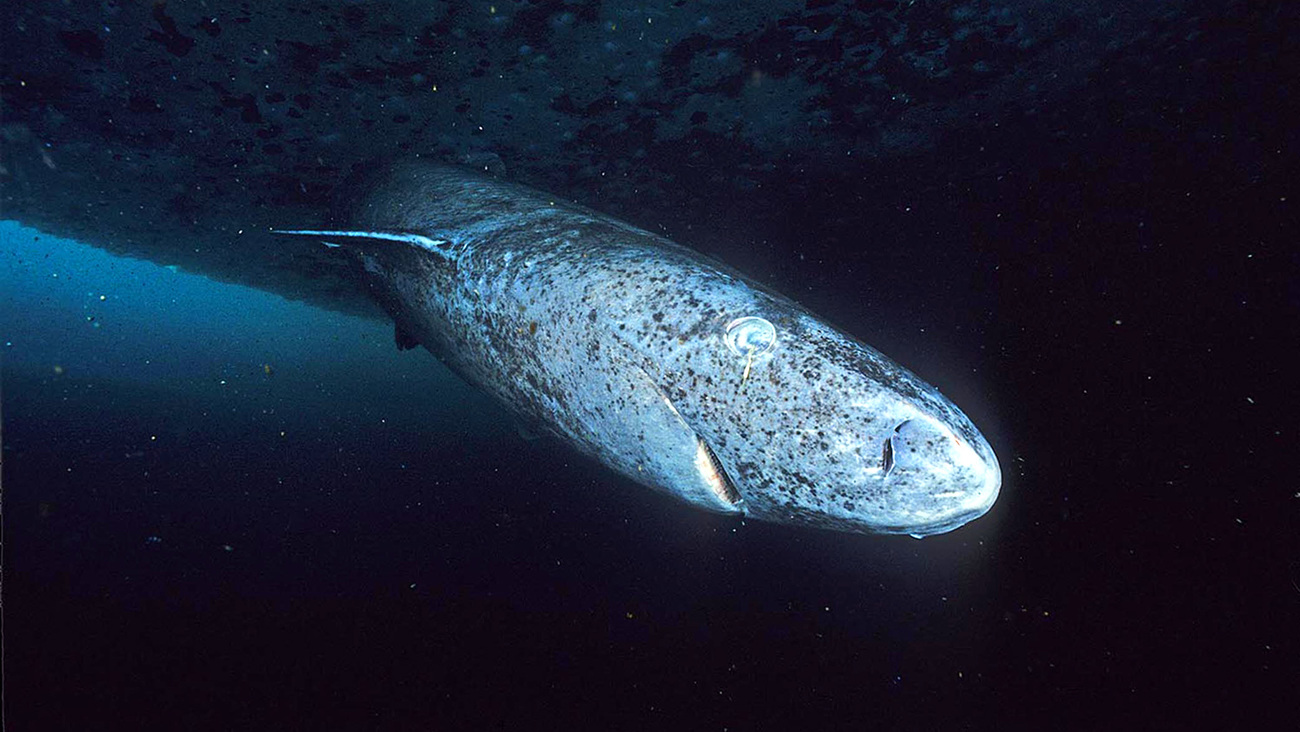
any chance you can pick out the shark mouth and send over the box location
[695,438,742,507]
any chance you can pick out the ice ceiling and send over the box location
[1,0,1200,314]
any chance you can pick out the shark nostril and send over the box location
[881,420,913,477]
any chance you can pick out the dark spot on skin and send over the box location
[58,30,104,61]
[529,321,538,335]
[148,3,196,58]
[128,95,162,114]
[195,17,222,37]
[342,5,368,27]
[218,93,262,123]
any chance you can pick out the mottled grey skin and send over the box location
[283,162,1000,537]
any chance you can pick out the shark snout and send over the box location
[883,415,1001,536]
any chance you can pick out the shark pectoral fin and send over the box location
[694,435,742,506]
[602,337,743,515]
[272,228,454,257]
[514,421,544,442]
[624,369,743,515]
[394,321,420,351]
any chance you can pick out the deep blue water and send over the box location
[3,0,1297,728]
[3,185,1293,727]
[3,220,1009,728]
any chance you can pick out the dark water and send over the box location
[3,0,1297,729]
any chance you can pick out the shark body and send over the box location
[280,162,1000,537]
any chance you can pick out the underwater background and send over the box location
[2,1,1296,729]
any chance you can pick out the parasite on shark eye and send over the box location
[724,316,777,357]
[724,316,777,386]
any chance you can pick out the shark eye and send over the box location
[724,316,777,358]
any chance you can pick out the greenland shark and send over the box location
[277,162,1000,537]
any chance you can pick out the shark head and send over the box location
[642,278,1001,538]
